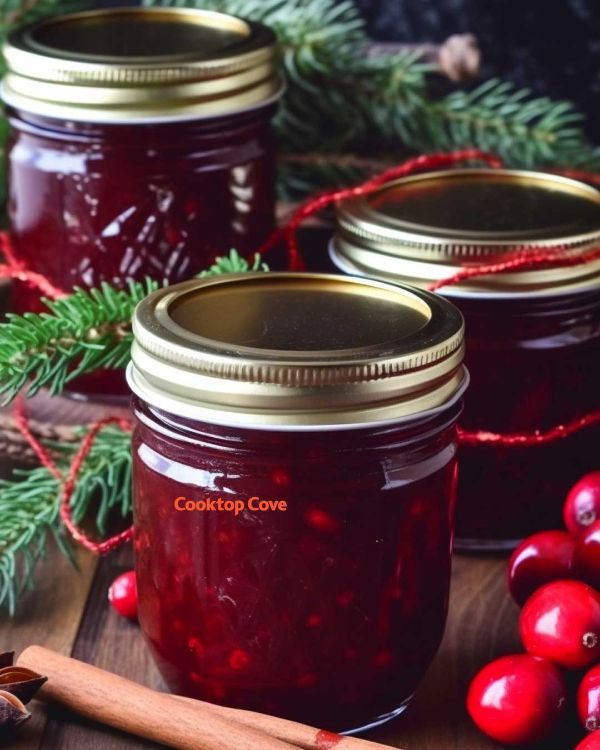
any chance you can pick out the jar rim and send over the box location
[2,7,283,122]
[329,239,600,300]
[127,362,469,431]
[333,169,600,296]
[129,272,467,427]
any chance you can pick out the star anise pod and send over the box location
[0,651,47,737]
[0,690,30,730]
[0,666,47,704]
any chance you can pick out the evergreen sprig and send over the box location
[0,279,159,403]
[0,250,268,612]
[0,424,131,613]
[199,247,269,276]
[419,79,588,167]
[0,250,267,405]
[0,0,598,198]
[144,0,597,198]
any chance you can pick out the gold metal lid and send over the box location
[127,273,466,428]
[331,169,600,297]
[2,8,282,123]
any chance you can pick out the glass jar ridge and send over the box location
[128,271,466,730]
[329,167,600,549]
[128,273,467,427]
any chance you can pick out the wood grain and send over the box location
[0,544,97,750]
[0,389,127,749]
[21,647,399,750]
[20,646,305,750]
[29,552,589,750]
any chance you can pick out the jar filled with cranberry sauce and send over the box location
[127,272,466,732]
[330,169,600,550]
[2,8,282,397]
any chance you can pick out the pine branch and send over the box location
[0,251,269,404]
[0,249,269,613]
[413,79,589,168]
[145,0,598,198]
[199,248,269,276]
[0,279,159,403]
[0,424,131,613]
[0,464,60,613]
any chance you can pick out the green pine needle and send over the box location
[0,465,60,614]
[0,249,268,613]
[0,251,268,405]
[417,79,589,168]
[0,279,159,403]
[199,248,269,276]
[144,0,598,198]
[0,424,132,614]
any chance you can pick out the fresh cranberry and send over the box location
[575,521,600,590]
[564,472,600,536]
[576,732,600,750]
[578,664,600,732]
[108,570,138,621]
[508,531,575,605]
[466,654,567,745]
[520,580,600,669]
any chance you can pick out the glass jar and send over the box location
[2,8,282,397]
[330,169,600,550]
[127,272,467,732]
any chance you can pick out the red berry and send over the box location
[108,570,138,621]
[305,508,340,532]
[228,649,250,671]
[575,521,600,590]
[579,664,600,732]
[508,531,575,606]
[564,472,600,536]
[466,654,567,745]
[520,580,600,669]
[576,732,600,750]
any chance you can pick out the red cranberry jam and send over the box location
[128,273,466,732]
[2,8,281,396]
[331,169,600,550]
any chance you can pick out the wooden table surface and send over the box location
[0,389,588,750]
[3,541,584,750]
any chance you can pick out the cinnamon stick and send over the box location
[19,646,401,750]
[175,696,400,750]
[18,646,296,750]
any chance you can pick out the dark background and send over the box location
[101,0,600,140]
[354,0,600,140]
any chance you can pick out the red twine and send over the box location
[428,243,600,292]
[14,395,134,554]
[3,149,600,554]
[458,409,600,447]
[258,148,503,270]
[0,233,65,300]
[60,416,134,554]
